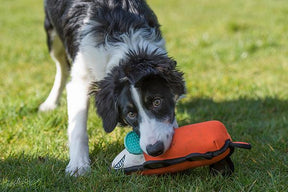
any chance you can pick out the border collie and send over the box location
[41,0,185,176]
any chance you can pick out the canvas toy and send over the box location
[112,121,251,175]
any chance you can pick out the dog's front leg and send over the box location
[65,75,90,176]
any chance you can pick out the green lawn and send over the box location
[1,0,288,191]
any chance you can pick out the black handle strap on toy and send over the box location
[229,141,252,149]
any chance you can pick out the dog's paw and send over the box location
[65,160,91,177]
[38,102,58,112]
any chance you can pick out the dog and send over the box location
[41,0,185,176]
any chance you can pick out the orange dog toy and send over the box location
[111,121,251,175]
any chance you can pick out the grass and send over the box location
[1,0,288,191]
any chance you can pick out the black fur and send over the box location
[43,0,187,173]
[91,66,127,132]
[92,50,185,132]
[45,0,89,59]
[123,49,185,97]
[45,0,185,135]
[45,0,161,59]
[86,0,162,45]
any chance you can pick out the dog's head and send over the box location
[91,50,185,156]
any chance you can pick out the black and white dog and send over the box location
[41,0,185,176]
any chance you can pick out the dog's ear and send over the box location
[160,59,186,100]
[90,76,120,133]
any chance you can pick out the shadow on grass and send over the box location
[176,97,288,138]
[0,153,70,191]
[177,97,288,122]
[1,97,287,190]
[0,141,126,191]
[175,97,288,173]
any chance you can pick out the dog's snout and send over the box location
[146,141,164,157]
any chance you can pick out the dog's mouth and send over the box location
[138,120,176,157]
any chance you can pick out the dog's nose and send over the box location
[146,141,164,157]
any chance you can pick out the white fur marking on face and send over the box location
[130,86,174,155]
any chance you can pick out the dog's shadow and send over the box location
[176,97,288,137]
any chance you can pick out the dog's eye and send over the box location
[152,98,162,108]
[127,112,137,119]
